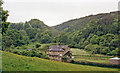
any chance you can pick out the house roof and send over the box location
[48,45,69,51]
[26,49,33,51]
[110,57,120,60]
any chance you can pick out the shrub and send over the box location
[10,50,49,59]
[10,45,15,49]
[70,60,75,63]
[109,50,117,56]
[36,43,41,48]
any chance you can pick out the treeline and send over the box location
[53,12,119,56]
[2,19,54,50]
[2,10,120,56]
[0,0,10,50]
[54,13,119,56]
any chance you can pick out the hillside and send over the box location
[2,51,118,71]
[51,11,119,56]
[53,11,118,33]
[3,19,58,50]
[8,19,49,30]
[3,11,119,57]
[8,19,58,34]
[1,0,119,72]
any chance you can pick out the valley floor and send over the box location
[2,51,119,71]
[71,48,113,64]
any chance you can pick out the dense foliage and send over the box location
[1,1,119,71]
[0,0,10,35]
[2,11,119,56]
[0,0,10,51]
[10,50,49,59]
[53,12,119,56]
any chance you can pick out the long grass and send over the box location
[2,51,119,71]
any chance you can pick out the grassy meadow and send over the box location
[0,60,1,72]
[18,43,50,50]
[10,44,114,64]
[2,51,119,71]
[12,44,114,64]
[71,48,112,64]
[71,48,90,55]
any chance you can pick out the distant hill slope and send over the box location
[7,19,58,44]
[51,11,119,56]
[53,11,118,33]
[8,19,50,30]
[4,11,119,56]
[2,51,118,71]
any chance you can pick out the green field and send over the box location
[20,43,50,50]
[12,45,113,64]
[71,48,90,55]
[2,51,119,71]
[71,48,112,64]
[0,51,2,71]
[12,44,113,64]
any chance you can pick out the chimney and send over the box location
[58,42,61,46]
[58,42,61,49]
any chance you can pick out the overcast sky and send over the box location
[3,0,119,26]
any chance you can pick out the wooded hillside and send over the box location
[2,11,120,56]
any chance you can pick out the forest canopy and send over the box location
[1,1,119,56]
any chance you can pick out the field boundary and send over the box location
[74,57,109,60]
[70,60,120,68]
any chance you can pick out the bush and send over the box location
[109,50,117,56]
[10,45,15,49]
[41,44,50,50]
[70,60,75,63]
[85,44,93,51]
[15,46,24,49]
[36,43,41,48]
[10,50,49,59]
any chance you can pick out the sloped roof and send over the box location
[26,49,33,51]
[110,57,120,60]
[48,45,68,51]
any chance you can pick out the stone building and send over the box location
[46,43,72,62]
[109,57,120,65]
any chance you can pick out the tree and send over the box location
[101,47,110,55]
[85,44,93,51]
[24,22,31,29]
[109,50,117,56]
[58,33,68,44]
[90,35,99,44]
[35,30,52,43]
[25,28,37,39]
[87,19,98,34]
[0,0,10,34]
[36,43,41,48]
[3,29,27,48]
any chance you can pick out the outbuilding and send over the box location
[109,57,120,65]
